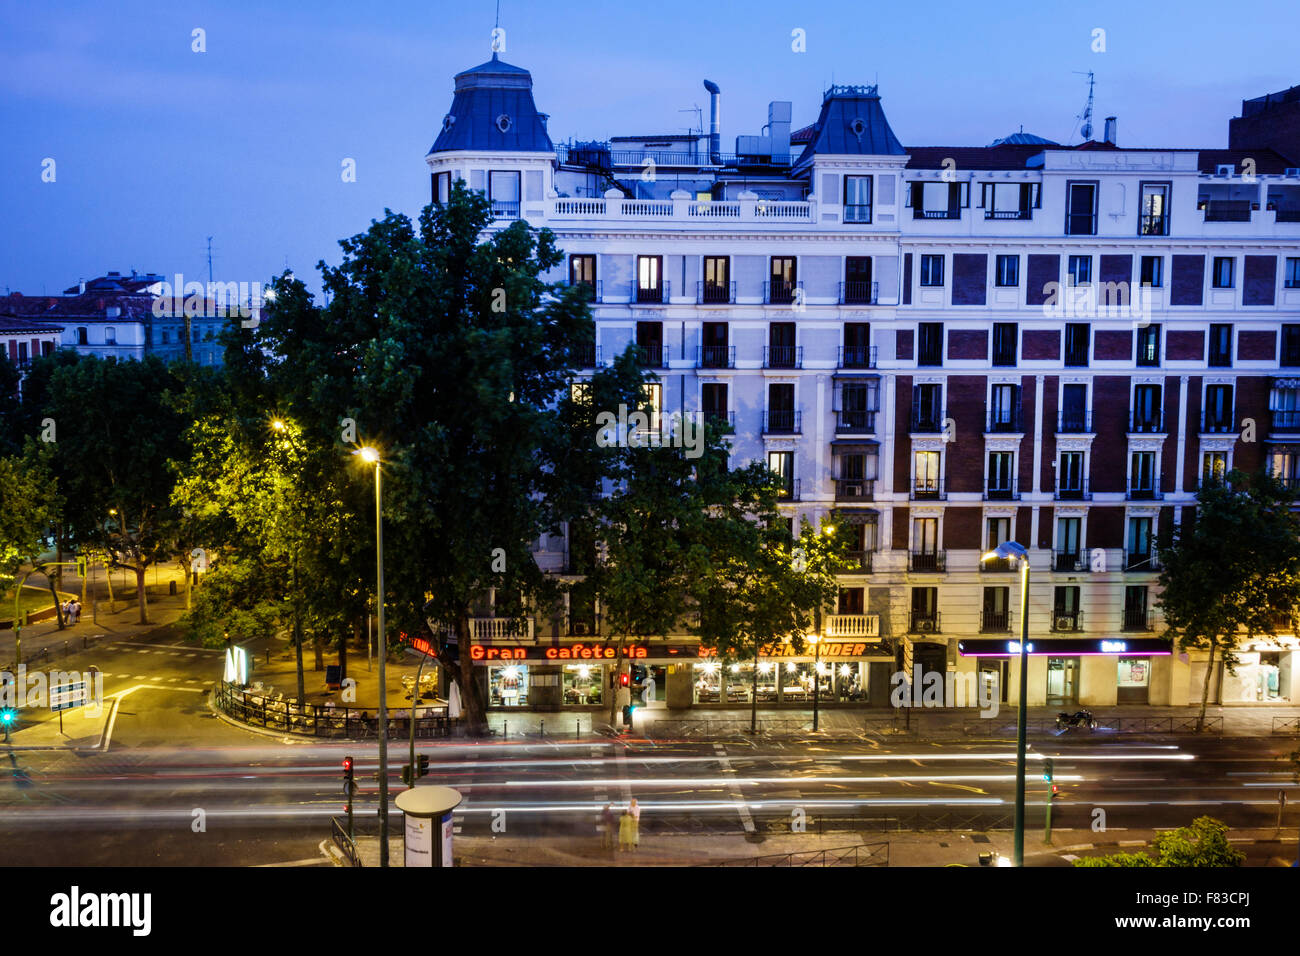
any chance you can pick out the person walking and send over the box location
[624,798,641,852]
[600,803,615,850]
[618,802,634,852]
[71,599,81,625]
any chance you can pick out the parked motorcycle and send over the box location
[1056,709,1096,730]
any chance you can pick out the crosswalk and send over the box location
[92,645,216,686]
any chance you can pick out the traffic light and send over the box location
[619,672,630,687]
[342,756,354,788]
[417,754,429,778]
[1042,757,1054,782]
[400,764,413,786]
[75,556,87,577]
[1051,784,1062,799]
[0,708,14,742]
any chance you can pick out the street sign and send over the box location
[50,681,87,712]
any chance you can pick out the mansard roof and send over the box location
[428,54,554,155]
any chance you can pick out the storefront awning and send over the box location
[957,637,1172,657]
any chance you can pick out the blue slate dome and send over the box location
[793,85,906,167]
[428,54,554,155]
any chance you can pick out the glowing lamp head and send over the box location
[271,419,286,432]
[357,447,380,464]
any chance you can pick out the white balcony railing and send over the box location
[546,196,815,224]
[469,617,534,642]
[824,614,880,638]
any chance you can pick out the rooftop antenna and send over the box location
[679,104,703,136]
[206,236,214,287]
[1072,70,1096,142]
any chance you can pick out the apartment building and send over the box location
[428,54,1300,712]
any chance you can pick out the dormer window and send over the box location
[442,114,455,132]
[495,113,512,133]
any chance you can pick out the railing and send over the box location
[1202,200,1252,222]
[697,280,736,304]
[986,208,1031,220]
[776,478,801,502]
[1129,411,1164,433]
[756,201,813,220]
[1126,480,1164,501]
[764,345,802,369]
[566,615,603,637]
[331,817,362,867]
[1053,550,1086,572]
[825,614,878,637]
[980,609,1010,632]
[914,208,960,220]
[1126,549,1161,572]
[490,200,520,219]
[560,277,599,302]
[965,715,1222,735]
[710,842,889,868]
[764,280,803,305]
[909,551,946,573]
[981,556,1015,573]
[1055,478,1091,501]
[985,408,1024,433]
[703,409,735,428]
[471,617,534,641]
[214,681,450,739]
[909,610,942,633]
[984,479,1018,501]
[839,281,879,305]
[553,198,607,216]
[1139,214,1169,236]
[576,344,600,368]
[836,409,876,433]
[842,204,873,223]
[1057,410,1093,433]
[909,408,946,433]
[1273,409,1300,430]
[763,409,801,434]
[635,344,669,368]
[843,551,873,573]
[1064,347,1090,367]
[910,478,945,500]
[689,201,741,218]
[622,199,675,217]
[697,345,736,369]
[838,345,877,369]
[634,280,671,304]
[1201,411,1235,433]
[834,479,874,501]
[1123,607,1155,631]
[1051,610,1083,632]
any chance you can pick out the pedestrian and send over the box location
[627,797,640,851]
[71,600,81,624]
[61,600,70,622]
[600,803,615,850]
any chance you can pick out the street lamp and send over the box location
[980,539,1030,867]
[809,633,821,732]
[269,418,308,707]
[356,444,389,867]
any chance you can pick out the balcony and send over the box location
[764,345,802,369]
[984,479,1019,501]
[566,615,603,638]
[1055,478,1091,501]
[981,556,1015,573]
[697,345,736,369]
[980,609,1010,633]
[910,408,946,433]
[697,280,736,305]
[985,408,1024,433]
[1200,411,1235,434]
[825,613,879,637]
[839,281,879,305]
[1129,411,1164,434]
[775,478,801,502]
[763,409,801,434]
[843,551,874,573]
[910,478,946,501]
[1064,346,1090,368]
[547,194,816,224]
[985,208,1031,221]
[576,344,600,368]
[838,345,878,369]
[836,409,877,433]
[469,617,535,641]
[1202,200,1253,222]
[913,207,960,220]
[1057,410,1093,433]
[703,409,735,429]
[1122,607,1155,631]
[1273,410,1300,432]
[909,610,942,633]
[1125,550,1161,572]
[1053,550,1086,572]
[635,344,669,368]
[1051,610,1083,632]
[834,479,875,502]
[764,280,803,305]
[561,278,600,302]
[490,200,520,220]
[1127,480,1164,501]
[1139,214,1169,236]
[909,551,946,573]
[634,280,671,304]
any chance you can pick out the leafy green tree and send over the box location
[1074,816,1244,867]
[1158,470,1300,730]
[0,449,56,599]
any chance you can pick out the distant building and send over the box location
[0,314,61,394]
[1229,85,1300,164]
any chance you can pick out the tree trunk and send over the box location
[455,607,489,736]
[750,640,759,735]
[608,635,629,730]
[1197,641,1217,733]
[313,631,324,671]
[45,574,65,629]
[136,565,149,625]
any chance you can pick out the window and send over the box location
[836,449,878,499]
[1270,448,1300,487]
[1060,383,1088,432]
[1129,451,1157,497]
[842,322,871,368]
[1064,323,1090,366]
[488,170,521,218]
[911,587,939,628]
[767,383,796,433]
[838,587,865,615]
[982,182,1037,220]
[1132,384,1162,431]
[1283,325,1300,366]
[569,254,596,299]
[1203,384,1234,432]
[701,321,729,368]
[769,256,797,303]
[161,330,170,345]
[701,382,728,424]
[995,254,1019,287]
[1208,324,1233,366]
[989,383,1022,431]
[919,255,945,287]
[77,327,88,345]
[1058,451,1085,497]
[844,256,873,303]
[1139,183,1170,235]
[909,181,967,219]
[636,255,663,302]
[702,256,730,303]
[640,382,663,433]
[1140,256,1163,288]
[912,382,943,429]
[987,451,1015,498]
[1212,256,1235,289]
[1201,451,1228,486]
[844,175,873,223]
[1065,181,1098,235]
[839,380,876,430]
[768,451,795,498]
[636,321,663,366]
[917,322,944,365]
[982,587,1010,632]
[1127,519,1153,562]
[986,516,1011,551]
[432,170,451,204]
[1136,324,1161,366]
[1053,586,1081,629]
[104,327,116,344]
[1124,585,1149,629]
[768,321,796,368]
[914,450,942,496]
[1056,517,1082,562]
[913,517,939,553]
[992,323,1018,366]
[1067,255,1092,286]
[1286,258,1300,289]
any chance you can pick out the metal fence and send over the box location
[1,632,112,674]
[750,810,1014,835]
[215,681,450,739]
[962,715,1223,735]
[331,817,362,867]
[710,842,890,867]
[1273,716,1300,735]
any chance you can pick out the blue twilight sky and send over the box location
[1,0,1297,298]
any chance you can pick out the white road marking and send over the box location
[713,742,756,834]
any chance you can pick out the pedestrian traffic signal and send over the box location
[342,755,354,788]
[417,754,429,778]
[400,764,412,786]
[619,673,630,687]
[1051,784,1062,799]
[75,556,87,577]
[1042,757,1054,782]
[0,709,14,726]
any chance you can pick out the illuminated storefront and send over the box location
[958,637,1173,707]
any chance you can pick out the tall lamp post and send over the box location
[271,419,307,707]
[357,445,390,867]
[981,540,1030,867]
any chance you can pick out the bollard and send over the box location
[576,718,580,738]
[540,720,544,737]
[503,719,508,739]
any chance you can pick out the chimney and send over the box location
[703,80,721,164]
[1103,116,1117,145]
[79,278,86,294]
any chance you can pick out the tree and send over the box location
[1158,470,1300,731]
[0,449,55,598]
[1074,816,1244,867]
